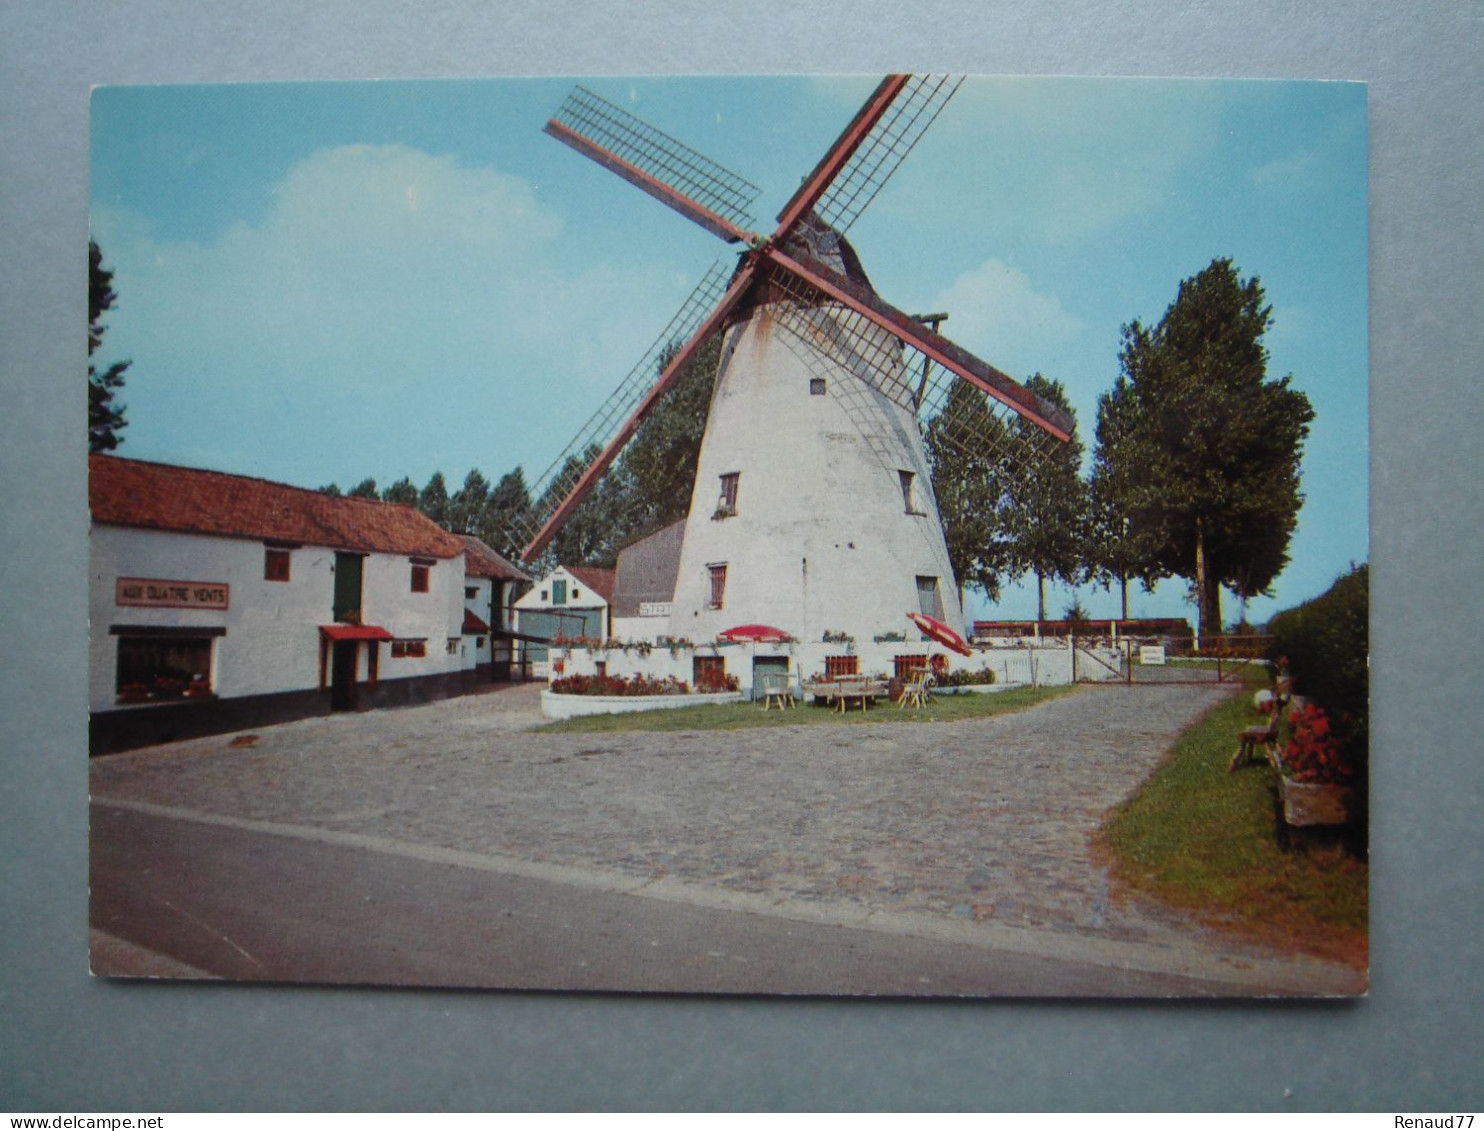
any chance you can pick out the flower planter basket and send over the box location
[1279,777,1355,827]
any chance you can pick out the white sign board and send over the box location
[116,577,230,610]
[1139,645,1166,666]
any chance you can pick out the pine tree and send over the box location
[381,477,419,506]
[418,472,450,527]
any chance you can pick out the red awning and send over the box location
[907,611,973,657]
[319,624,394,642]
[462,608,491,634]
[718,623,792,644]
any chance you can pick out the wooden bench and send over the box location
[1228,681,1292,773]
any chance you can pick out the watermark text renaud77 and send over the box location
[1396,1119,1475,1129]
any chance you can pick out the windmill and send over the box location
[510,76,1074,653]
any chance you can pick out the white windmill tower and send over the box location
[511,77,1073,672]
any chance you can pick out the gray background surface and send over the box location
[2,0,1480,1111]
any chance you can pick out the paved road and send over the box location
[90,802,1281,995]
[89,682,1365,996]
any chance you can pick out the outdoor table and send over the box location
[806,678,888,712]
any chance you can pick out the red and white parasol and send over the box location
[907,611,973,657]
[718,624,792,644]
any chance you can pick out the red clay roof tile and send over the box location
[456,534,530,582]
[566,566,616,603]
[90,455,465,559]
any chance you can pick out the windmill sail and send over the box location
[801,74,963,237]
[545,86,761,242]
[523,75,1072,566]
[508,259,737,559]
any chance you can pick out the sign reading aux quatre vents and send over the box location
[115,577,230,610]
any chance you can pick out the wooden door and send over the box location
[330,640,358,711]
[333,552,363,622]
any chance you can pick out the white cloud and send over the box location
[89,144,690,487]
[926,257,1085,377]
[878,77,1226,249]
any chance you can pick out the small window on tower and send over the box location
[916,575,944,620]
[900,470,923,515]
[717,472,739,517]
[411,564,430,593]
[708,564,728,610]
[810,378,827,396]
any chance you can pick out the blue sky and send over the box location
[89,75,1367,627]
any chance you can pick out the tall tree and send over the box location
[924,378,1015,603]
[1087,376,1157,620]
[88,240,130,452]
[418,472,450,527]
[448,468,491,535]
[1098,258,1313,641]
[608,332,721,539]
[1000,374,1088,621]
[534,446,611,570]
[381,477,419,506]
[484,467,533,561]
[347,478,379,499]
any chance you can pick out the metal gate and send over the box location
[1074,634,1273,685]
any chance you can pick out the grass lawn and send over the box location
[1097,689,1368,968]
[532,684,1074,734]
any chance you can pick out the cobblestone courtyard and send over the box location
[90,681,1362,992]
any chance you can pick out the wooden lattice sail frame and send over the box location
[511,75,1073,562]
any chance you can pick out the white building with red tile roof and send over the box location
[455,533,530,680]
[89,455,514,753]
[512,564,616,669]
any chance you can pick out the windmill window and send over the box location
[810,378,827,396]
[916,575,945,620]
[717,472,740,517]
[900,470,924,515]
[708,564,728,610]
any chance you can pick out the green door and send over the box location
[333,552,364,622]
[752,656,790,700]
